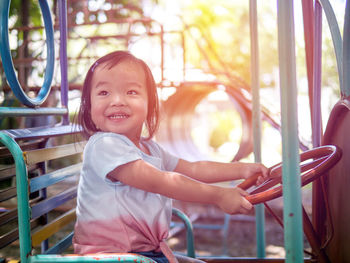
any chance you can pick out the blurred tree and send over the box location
[0,0,41,129]
[176,0,342,99]
[209,111,236,150]
[179,0,279,89]
[6,0,41,89]
[9,0,42,27]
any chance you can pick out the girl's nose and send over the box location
[110,93,126,106]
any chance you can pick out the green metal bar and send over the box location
[319,0,343,90]
[0,107,68,117]
[172,208,196,258]
[276,1,303,262]
[249,0,265,258]
[0,132,31,263]
[29,254,155,263]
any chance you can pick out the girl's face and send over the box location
[90,60,148,142]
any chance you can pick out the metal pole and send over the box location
[249,0,265,258]
[343,0,350,97]
[312,0,323,147]
[276,0,304,262]
[0,134,31,263]
[58,0,69,124]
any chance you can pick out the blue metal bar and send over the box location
[0,133,31,263]
[30,163,82,193]
[2,124,81,140]
[312,0,323,148]
[0,0,54,107]
[343,0,350,97]
[276,1,304,262]
[0,107,68,117]
[38,0,55,104]
[58,0,69,124]
[31,187,77,219]
[249,0,265,258]
[43,232,74,255]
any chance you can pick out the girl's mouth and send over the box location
[108,114,129,119]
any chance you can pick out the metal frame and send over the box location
[0,0,54,107]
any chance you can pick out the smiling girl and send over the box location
[73,51,268,263]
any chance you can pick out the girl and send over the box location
[73,50,268,263]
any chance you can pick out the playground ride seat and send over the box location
[316,97,350,262]
[237,145,342,263]
[0,124,195,263]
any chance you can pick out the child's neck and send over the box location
[128,135,150,155]
[139,140,150,155]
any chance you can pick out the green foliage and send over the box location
[0,98,21,130]
[181,1,250,81]
[208,110,240,150]
[9,0,42,27]
[178,0,280,88]
[179,0,341,99]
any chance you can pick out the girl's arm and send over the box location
[107,159,253,215]
[174,159,268,184]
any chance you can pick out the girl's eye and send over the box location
[98,90,108,96]
[127,90,137,95]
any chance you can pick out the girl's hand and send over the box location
[216,187,253,214]
[240,163,269,186]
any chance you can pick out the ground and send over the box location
[169,198,312,259]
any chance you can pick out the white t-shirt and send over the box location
[73,132,179,254]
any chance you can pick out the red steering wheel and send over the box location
[238,145,342,205]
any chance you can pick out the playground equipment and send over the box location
[0,0,349,262]
[239,145,342,263]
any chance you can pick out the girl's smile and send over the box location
[90,60,149,143]
[105,109,131,121]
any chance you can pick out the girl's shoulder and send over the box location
[87,132,134,148]
[142,139,172,158]
[141,138,159,152]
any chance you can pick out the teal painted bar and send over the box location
[0,107,68,117]
[0,132,31,263]
[30,163,82,193]
[29,254,156,263]
[276,1,303,262]
[172,208,196,258]
[249,0,265,258]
